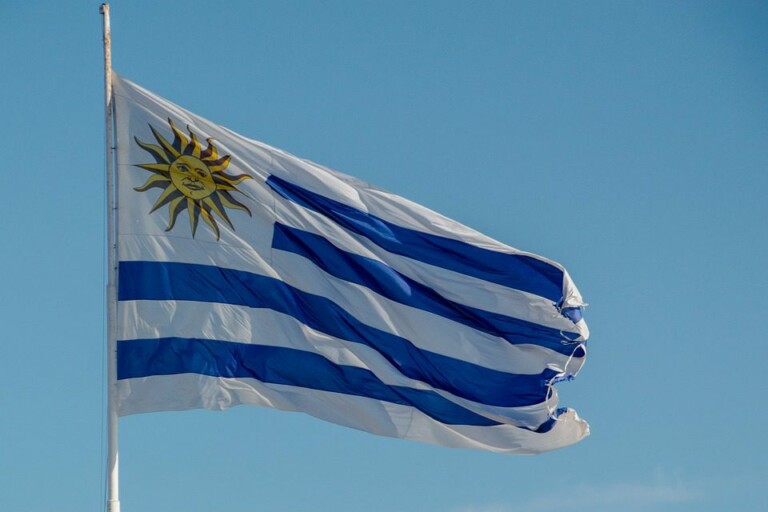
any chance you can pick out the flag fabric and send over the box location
[112,73,590,454]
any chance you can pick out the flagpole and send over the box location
[100,4,120,512]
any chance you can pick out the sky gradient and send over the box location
[1,2,767,511]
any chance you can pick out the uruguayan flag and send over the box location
[113,73,589,454]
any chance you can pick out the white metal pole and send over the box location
[100,4,120,512]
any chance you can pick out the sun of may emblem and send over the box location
[133,118,252,239]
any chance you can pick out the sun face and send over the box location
[169,155,217,200]
[133,118,252,239]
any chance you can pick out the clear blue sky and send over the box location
[1,1,766,511]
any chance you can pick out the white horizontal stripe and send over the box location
[119,300,413,377]
[117,373,588,454]
[119,300,566,427]
[118,233,277,277]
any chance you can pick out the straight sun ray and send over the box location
[134,138,170,164]
[200,208,221,240]
[203,196,234,229]
[187,198,200,237]
[149,186,182,213]
[137,163,172,174]
[150,125,180,159]
[166,196,187,231]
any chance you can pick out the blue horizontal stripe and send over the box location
[119,261,557,407]
[118,337,501,427]
[272,223,578,352]
[266,175,565,302]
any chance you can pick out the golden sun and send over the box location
[133,118,252,239]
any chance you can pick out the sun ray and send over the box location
[134,174,171,192]
[134,137,171,164]
[168,118,189,154]
[203,196,234,230]
[218,190,252,216]
[150,186,182,213]
[207,155,231,172]
[201,138,218,160]
[150,125,180,159]
[212,183,237,192]
[186,129,202,158]
[166,196,187,232]
[187,198,200,237]
[137,163,172,174]
[200,208,221,240]
[214,173,251,186]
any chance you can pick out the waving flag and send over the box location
[113,73,589,454]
